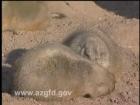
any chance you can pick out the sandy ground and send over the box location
[2,1,139,105]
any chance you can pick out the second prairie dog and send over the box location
[12,42,115,101]
[63,29,123,76]
[2,1,48,31]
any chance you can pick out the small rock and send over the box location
[50,12,66,19]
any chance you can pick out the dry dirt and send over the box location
[2,1,139,105]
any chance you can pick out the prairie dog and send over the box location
[2,1,47,31]
[12,42,115,101]
[63,29,123,75]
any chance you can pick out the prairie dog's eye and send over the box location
[83,93,92,98]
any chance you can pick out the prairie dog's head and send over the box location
[83,64,115,98]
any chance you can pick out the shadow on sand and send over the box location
[95,1,139,19]
[2,48,27,93]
